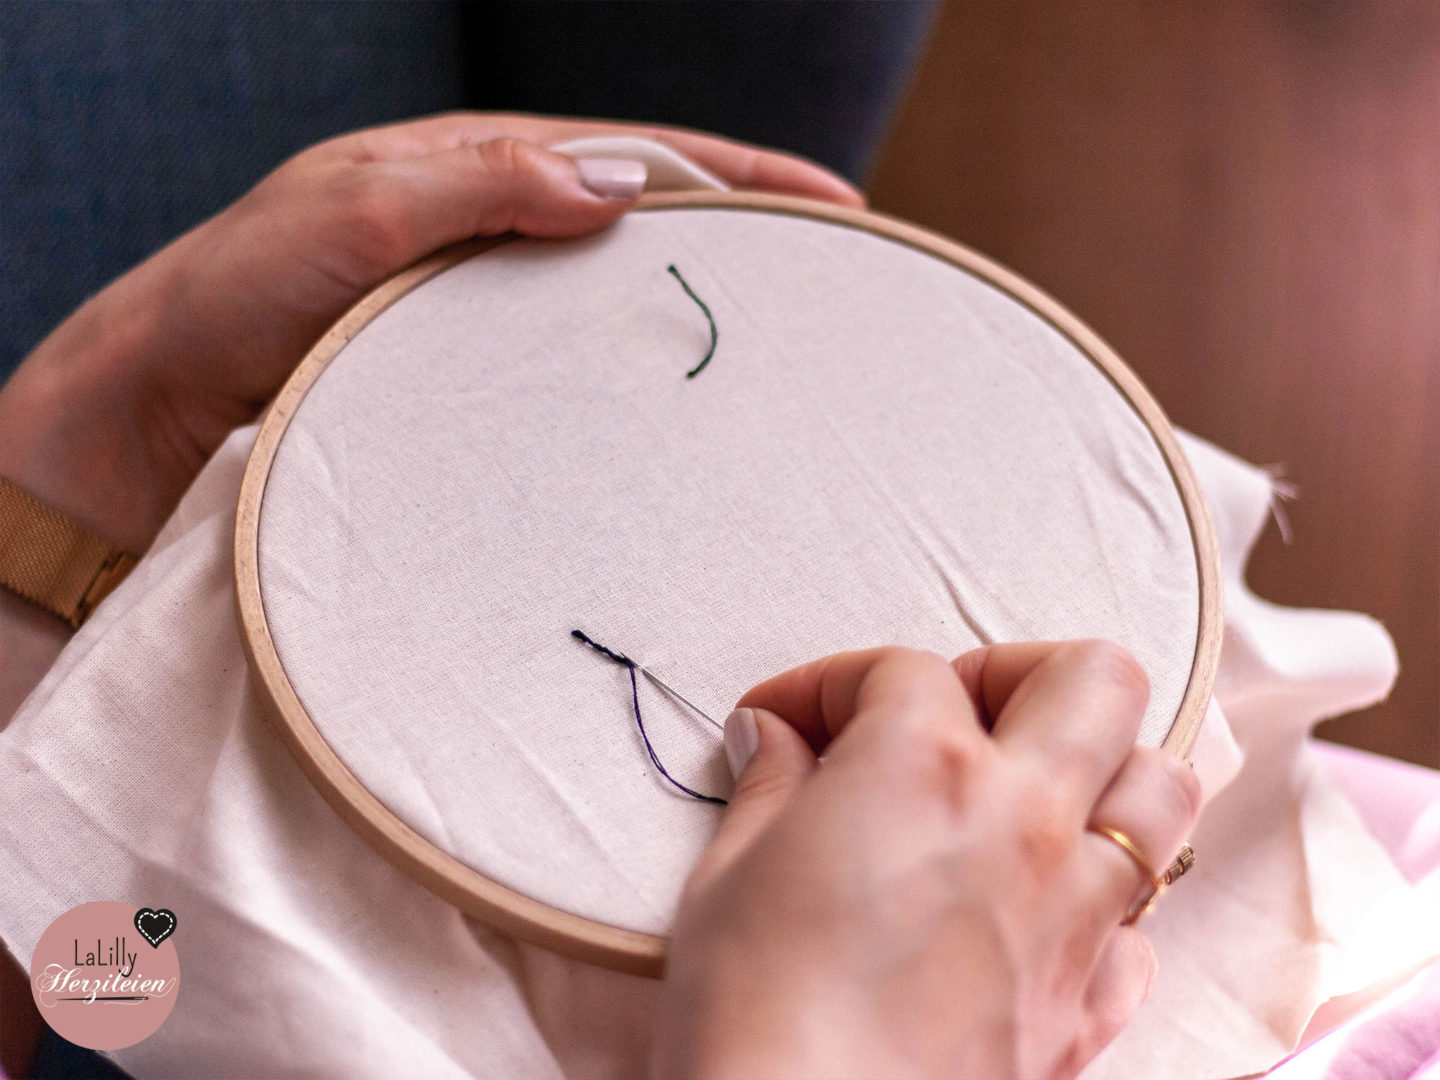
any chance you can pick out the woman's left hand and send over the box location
[0,113,862,552]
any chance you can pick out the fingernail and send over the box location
[724,708,759,779]
[575,157,647,199]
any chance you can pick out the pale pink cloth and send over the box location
[1265,744,1440,1079]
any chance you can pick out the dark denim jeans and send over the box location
[0,0,935,380]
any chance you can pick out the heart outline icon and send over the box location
[134,908,177,948]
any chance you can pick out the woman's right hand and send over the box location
[655,640,1200,1079]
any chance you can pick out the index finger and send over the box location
[955,640,1151,809]
[315,112,866,208]
[736,646,982,758]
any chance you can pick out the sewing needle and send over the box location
[638,666,724,732]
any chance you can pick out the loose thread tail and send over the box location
[572,629,728,806]
[667,264,718,378]
[625,663,728,806]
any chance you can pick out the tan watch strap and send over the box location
[0,476,138,628]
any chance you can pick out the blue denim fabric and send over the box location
[1,1,468,378]
[467,1,935,183]
[1,1,933,379]
[26,1030,131,1080]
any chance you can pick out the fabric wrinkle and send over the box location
[0,199,1430,1080]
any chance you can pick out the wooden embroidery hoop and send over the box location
[234,190,1223,977]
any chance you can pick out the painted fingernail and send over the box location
[724,708,759,779]
[575,157,647,199]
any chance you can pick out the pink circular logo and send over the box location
[30,901,180,1051]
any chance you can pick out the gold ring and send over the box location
[1161,842,1195,886]
[1088,825,1163,925]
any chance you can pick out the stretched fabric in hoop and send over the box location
[253,205,1202,937]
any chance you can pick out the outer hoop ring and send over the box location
[234,191,1222,977]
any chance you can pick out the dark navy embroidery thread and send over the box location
[667,265,718,378]
[572,629,727,805]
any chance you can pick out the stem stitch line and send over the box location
[667,264,718,378]
[572,629,727,805]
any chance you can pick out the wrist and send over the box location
[658,950,904,1079]
[0,257,185,552]
[681,998,910,1080]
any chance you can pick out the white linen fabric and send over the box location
[1082,436,1439,1079]
[256,206,1200,935]
[0,145,1433,1078]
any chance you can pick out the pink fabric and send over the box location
[1268,744,1440,1079]
[1314,743,1440,886]
[1267,960,1440,1079]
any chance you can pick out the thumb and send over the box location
[1059,929,1157,1077]
[355,138,647,263]
[695,708,817,886]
